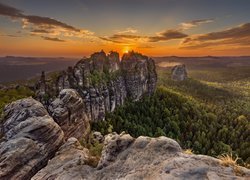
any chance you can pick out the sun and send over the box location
[122,47,130,54]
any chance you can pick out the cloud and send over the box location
[22,15,80,32]
[100,29,187,44]
[0,34,21,38]
[41,36,66,42]
[99,37,123,44]
[0,2,23,18]
[180,19,214,30]
[0,2,93,39]
[148,29,188,42]
[181,23,250,49]
[116,27,138,34]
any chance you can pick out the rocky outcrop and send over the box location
[48,89,90,140]
[171,64,188,81]
[0,98,64,180]
[32,137,91,180]
[32,133,250,180]
[36,51,157,122]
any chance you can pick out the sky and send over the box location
[0,0,250,57]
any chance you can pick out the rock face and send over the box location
[36,51,157,122]
[48,89,90,140]
[171,64,188,81]
[0,98,64,180]
[32,133,250,180]
[32,137,91,180]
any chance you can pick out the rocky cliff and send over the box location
[0,86,249,180]
[36,51,157,139]
[32,132,250,180]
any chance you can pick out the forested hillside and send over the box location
[93,66,250,167]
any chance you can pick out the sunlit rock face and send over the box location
[32,133,250,180]
[36,51,157,122]
[171,64,188,81]
[0,97,64,180]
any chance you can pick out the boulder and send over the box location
[0,97,64,180]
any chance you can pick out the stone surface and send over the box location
[48,89,90,140]
[171,64,188,81]
[32,137,92,180]
[36,51,157,122]
[0,97,64,180]
[32,133,250,180]
[92,131,104,144]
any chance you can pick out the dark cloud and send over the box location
[100,29,187,44]
[23,15,80,32]
[0,2,92,38]
[111,34,142,40]
[0,2,23,18]
[41,36,66,42]
[99,34,143,44]
[31,29,51,34]
[148,30,188,42]
[99,37,123,44]
[182,23,250,48]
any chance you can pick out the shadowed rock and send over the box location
[48,89,90,140]
[0,98,64,180]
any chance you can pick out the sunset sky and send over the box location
[0,0,250,57]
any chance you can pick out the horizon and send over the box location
[0,0,250,57]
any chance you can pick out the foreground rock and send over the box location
[48,89,90,140]
[32,133,250,179]
[32,137,92,180]
[0,98,64,180]
[36,51,157,122]
[171,64,188,81]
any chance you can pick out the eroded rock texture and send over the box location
[32,137,92,180]
[36,51,157,122]
[171,64,188,81]
[32,133,250,180]
[48,89,90,140]
[0,98,64,180]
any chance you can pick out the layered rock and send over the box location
[36,51,157,122]
[48,89,90,140]
[32,137,92,180]
[32,133,250,179]
[171,64,188,81]
[0,98,64,180]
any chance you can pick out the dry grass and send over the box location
[218,153,246,176]
[183,149,194,155]
[218,153,239,167]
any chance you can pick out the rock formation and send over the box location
[32,132,250,180]
[171,64,188,81]
[31,137,91,180]
[0,98,64,180]
[36,51,157,122]
[48,89,90,140]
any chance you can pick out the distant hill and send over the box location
[0,56,79,83]
[153,56,250,69]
